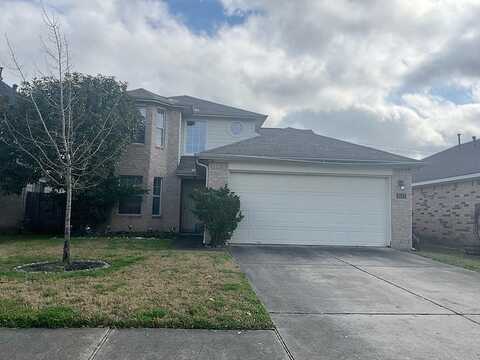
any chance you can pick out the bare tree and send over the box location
[2,13,139,265]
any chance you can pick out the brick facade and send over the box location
[391,169,413,250]
[109,105,181,232]
[413,179,480,246]
[207,161,228,189]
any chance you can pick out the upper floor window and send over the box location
[134,108,146,144]
[155,109,166,147]
[118,176,143,214]
[185,120,206,154]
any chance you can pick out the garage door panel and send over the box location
[243,228,386,246]
[229,172,389,246]
[242,209,385,228]
[236,190,385,210]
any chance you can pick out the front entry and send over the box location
[180,179,205,233]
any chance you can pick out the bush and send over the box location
[190,186,244,247]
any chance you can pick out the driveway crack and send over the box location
[273,327,296,360]
[88,328,112,360]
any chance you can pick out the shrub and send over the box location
[190,186,244,247]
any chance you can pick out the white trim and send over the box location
[200,153,420,167]
[386,176,392,247]
[412,172,480,187]
[178,113,183,164]
[228,161,393,177]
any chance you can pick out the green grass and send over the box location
[417,246,480,272]
[0,235,272,329]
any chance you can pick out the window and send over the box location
[152,177,162,216]
[185,120,206,154]
[155,109,166,147]
[134,108,146,144]
[230,121,243,136]
[118,176,143,214]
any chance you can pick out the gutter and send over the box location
[187,113,268,120]
[412,172,480,187]
[197,153,422,167]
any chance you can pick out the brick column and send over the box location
[391,168,413,249]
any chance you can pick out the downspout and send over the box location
[195,157,209,245]
[196,157,209,187]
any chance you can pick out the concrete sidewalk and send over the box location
[0,328,289,360]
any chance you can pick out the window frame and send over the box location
[118,176,143,215]
[155,109,166,148]
[133,108,147,144]
[184,119,207,155]
[229,121,244,137]
[152,177,163,217]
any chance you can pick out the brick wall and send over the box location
[413,179,480,246]
[109,105,181,232]
[207,161,228,189]
[391,169,413,250]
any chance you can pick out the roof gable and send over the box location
[199,127,419,165]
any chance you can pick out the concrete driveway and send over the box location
[231,246,480,360]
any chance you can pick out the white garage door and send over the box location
[229,172,390,246]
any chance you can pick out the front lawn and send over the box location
[0,235,272,329]
[416,246,480,272]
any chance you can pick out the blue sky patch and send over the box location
[164,0,252,35]
[429,85,473,105]
[387,83,474,106]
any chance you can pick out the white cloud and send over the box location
[1,0,480,158]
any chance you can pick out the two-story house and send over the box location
[109,88,267,234]
[110,88,420,250]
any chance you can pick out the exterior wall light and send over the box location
[398,180,406,191]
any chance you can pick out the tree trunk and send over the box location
[63,167,72,266]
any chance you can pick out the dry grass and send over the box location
[0,235,272,329]
[416,246,480,273]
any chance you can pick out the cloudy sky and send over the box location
[1,0,480,158]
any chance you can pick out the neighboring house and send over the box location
[112,87,420,249]
[413,139,480,247]
[0,69,24,232]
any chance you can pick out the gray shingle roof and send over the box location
[128,89,267,120]
[413,140,480,183]
[169,95,267,119]
[199,127,419,164]
[127,88,178,106]
[176,155,206,178]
